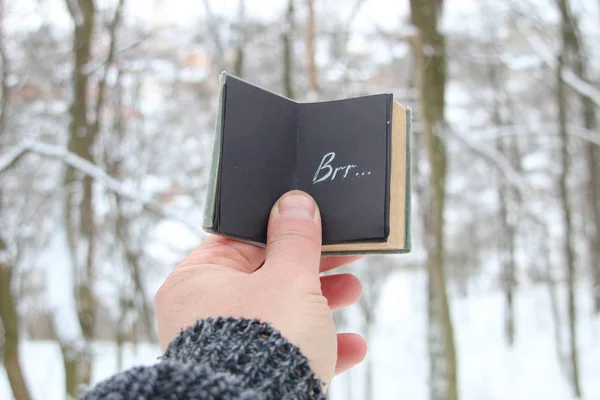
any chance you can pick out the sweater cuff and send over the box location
[162,317,326,399]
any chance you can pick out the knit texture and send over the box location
[80,317,327,399]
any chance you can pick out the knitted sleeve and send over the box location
[79,317,327,400]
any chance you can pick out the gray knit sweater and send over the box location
[80,317,327,399]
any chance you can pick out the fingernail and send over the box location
[278,193,316,219]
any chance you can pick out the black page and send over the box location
[217,76,297,243]
[297,95,392,244]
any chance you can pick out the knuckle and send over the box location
[268,222,320,249]
[269,231,315,247]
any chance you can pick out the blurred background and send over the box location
[0,0,599,399]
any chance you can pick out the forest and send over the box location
[0,0,599,399]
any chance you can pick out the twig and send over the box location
[91,0,126,135]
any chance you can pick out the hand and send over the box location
[155,190,367,386]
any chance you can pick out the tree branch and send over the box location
[203,0,227,72]
[561,68,600,108]
[449,129,533,197]
[91,0,126,136]
[64,0,77,20]
[466,123,600,147]
[514,17,600,108]
[0,141,204,237]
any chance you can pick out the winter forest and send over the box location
[0,0,599,399]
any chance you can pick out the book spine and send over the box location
[202,72,228,232]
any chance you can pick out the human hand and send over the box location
[155,190,367,386]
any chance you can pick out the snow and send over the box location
[38,227,85,348]
[330,271,600,400]
[1,1,598,399]
[0,342,159,400]
[2,271,599,400]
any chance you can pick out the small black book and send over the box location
[203,72,411,254]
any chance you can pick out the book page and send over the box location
[296,94,393,244]
[216,75,298,243]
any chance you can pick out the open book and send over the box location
[203,73,411,254]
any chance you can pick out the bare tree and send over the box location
[282,0,295,98]
[559,0,600,313]
[233,0,246,77]
[61,0,98,392]
[0,2,32,398]
[482,22,522,345]
[556,0,583,396]
[61,0,126,394]
[305,0,319,95]
[409,1,458,400]
[203,0,227,72]
[0,258,33,400]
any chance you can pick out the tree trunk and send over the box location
[0,5,32,398]
[363,311,373,400]
[0,259,33,400]
[62,0,97,395]
[497,175,516,346]
[556,53,582,398]
[282,0,295,98]
[587,137,600,313]
[116,302,127,372]
[557,0,600,314]
[203,0,226,72]
[557,0,586,396]
[305,0,319,95]
[575,35,600,317]
[233,0,246,77]
[409,1,458,400]
[107,70,156,344]
[542,223,568,379]
[487,59,518,346]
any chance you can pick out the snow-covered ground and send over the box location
[2,270,598,400]
[332,271,600,400]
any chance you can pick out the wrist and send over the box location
[162,317,327,399]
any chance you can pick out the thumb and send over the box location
[264,190,322,277]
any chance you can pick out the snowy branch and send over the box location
[516,19,600,109]
[561,68,600,109]
[466,124,600,147]
[0,140,204,237]
[449,130,533,197]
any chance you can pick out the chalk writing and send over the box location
[312,152,370,184]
